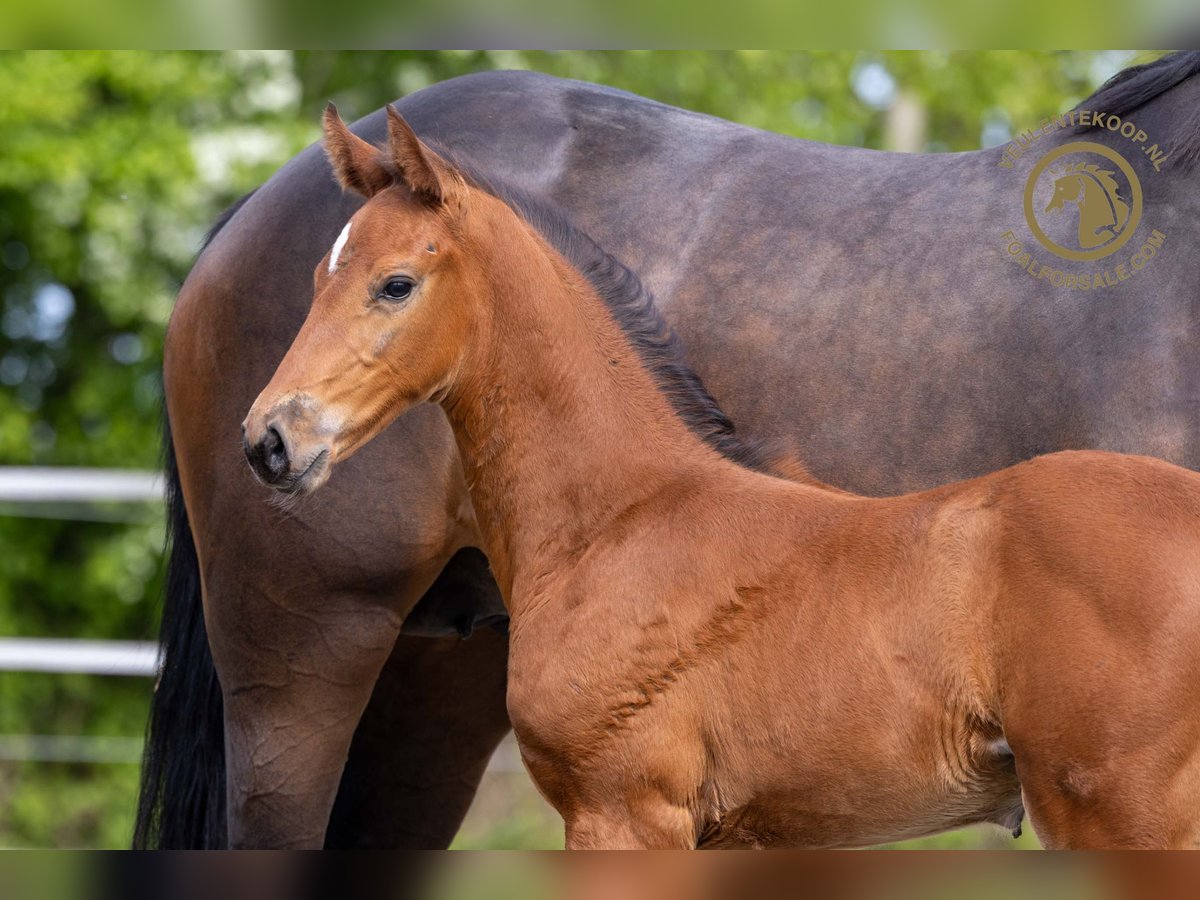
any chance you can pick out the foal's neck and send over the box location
[442,201,728,608]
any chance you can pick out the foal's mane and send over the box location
[430,149,778,475]
[1075,50,1200,168]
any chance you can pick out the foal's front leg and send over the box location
[564,799,698,849]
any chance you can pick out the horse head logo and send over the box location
[1024,142,1143,262]
[1043,162,1131,250]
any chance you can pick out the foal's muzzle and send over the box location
[242,394,337,494]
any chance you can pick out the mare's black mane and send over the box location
[1076,51,1200,168]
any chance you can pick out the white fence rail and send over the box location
[0,634,522,770]
[0,735,146,764]
[0,639,159,765]
[0,466,163,522]
[0,638,160,677]
[0,468,162,764]
[0,467,163,503]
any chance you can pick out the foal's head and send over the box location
[243,105,500,494]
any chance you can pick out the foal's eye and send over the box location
[379,278,415,302]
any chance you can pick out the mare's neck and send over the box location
[441,206,726,608]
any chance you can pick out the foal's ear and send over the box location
[385,104,454,206]
[322,103,391,198]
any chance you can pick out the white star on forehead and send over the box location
[328,221,352,273]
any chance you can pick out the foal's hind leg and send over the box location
[1015,753,1200,849]
[1007,704,1200,849]
[995,568,1200,849]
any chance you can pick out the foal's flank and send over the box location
[243,105,1200,849]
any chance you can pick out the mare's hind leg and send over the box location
[326,547,510,848]
[209,573,409,849]
[326,628,510,848]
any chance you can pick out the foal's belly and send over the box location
[693,709,1025,849]
[699,771,1024,849]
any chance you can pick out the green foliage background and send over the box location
[0,50,1157,848]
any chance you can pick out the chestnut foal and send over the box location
[244,106,1200,849]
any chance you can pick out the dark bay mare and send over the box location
[138,53,1200,848]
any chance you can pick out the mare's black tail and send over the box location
[131,195,253,848]
[131,422,227,848]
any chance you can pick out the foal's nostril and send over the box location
[245,422,291,485]
[262,425,289,480]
